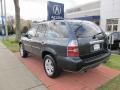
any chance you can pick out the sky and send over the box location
[4,0,98,20]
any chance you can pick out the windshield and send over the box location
[69,21,102,38]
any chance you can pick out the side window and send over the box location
[46,22,59,38]
[57,22,68,38]
[36,24,47,38]
[27,25,38,37]
[46,22,68,38]
[74,26,85,37]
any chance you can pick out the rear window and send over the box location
[69,21,102,38]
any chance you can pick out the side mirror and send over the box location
[22,33,28,37]
[22,33,32,39]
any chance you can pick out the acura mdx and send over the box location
[19,20,111,78]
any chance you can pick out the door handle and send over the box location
[42,42,47,45]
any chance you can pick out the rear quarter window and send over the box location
[46,22,68,38]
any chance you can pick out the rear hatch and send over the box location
[69,21,108,60]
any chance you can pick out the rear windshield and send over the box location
[69,21,102,38]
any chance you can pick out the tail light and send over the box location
[67,40,79,57]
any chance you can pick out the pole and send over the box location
[0,0,3,16]
[0,0,4,40]
[3,0,8,38]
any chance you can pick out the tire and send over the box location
[19,44,28,58]
[44,55,61,78]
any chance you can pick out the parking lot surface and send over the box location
[16,53,120,90]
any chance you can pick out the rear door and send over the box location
[45,21,69,56]
[69,21,106,58]
[31,24,47,56]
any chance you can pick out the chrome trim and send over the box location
[31,45,40,49]
[24,44,31,47]
[89,40,104,45]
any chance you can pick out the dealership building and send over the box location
[65,0,120,32]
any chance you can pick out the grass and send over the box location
[98,75,120,90]
[98,55,120,90]
[2,38,19,52]
[105,54,120,70]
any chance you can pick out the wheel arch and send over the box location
[42,51,56,60]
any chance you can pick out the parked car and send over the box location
[19,20,111,78]
[105,32,120,50]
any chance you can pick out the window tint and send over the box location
[36,24,47,38]
[27,25,38,37]
[70,21,102,38]
[46,22,68,38]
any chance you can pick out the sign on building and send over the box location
[47,1,64,20]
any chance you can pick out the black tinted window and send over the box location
[36,24,47,38]
[70,21,102,38]
[46,22,68,38]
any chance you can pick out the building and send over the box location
[100,0,120,32]
[65,0,120,32]
[65,1,100,25]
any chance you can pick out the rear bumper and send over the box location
[56,51,111,71]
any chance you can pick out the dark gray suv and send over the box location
[19,20,111,78]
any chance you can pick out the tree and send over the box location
[7,16,14,32]
[13,0,21,42]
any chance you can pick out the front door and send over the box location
[24,25,38,53]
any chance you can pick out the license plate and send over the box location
[94,44,100,51]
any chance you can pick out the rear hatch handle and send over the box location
[41,42,47,45]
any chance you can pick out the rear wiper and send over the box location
[93,32,102,39]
